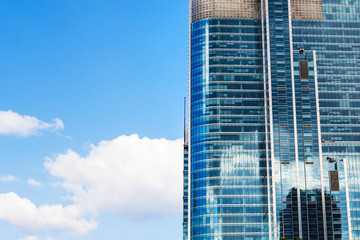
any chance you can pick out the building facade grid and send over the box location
[183,0,360,239]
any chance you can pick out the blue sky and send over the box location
[0,1,188,239]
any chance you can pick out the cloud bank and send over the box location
[0,192,97,235]
[0,134,182,237]
[45,134,183,220]
[0,110,64,137]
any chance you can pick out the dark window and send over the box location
[300,60,309,79]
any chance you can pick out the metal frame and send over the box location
[287,0,303,237]
[313,50,329,239]
[261,0,273,238]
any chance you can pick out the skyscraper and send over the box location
[183,0,360,239]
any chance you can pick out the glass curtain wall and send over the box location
[190,16,270,240]
[187,0,360,239]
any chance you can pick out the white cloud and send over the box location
[0,192,97,235]
[45,134,183,220]
[0,110,64,137]
[27,179,43,187]
[0,134,181,237]
[19,236,38,240]
[0,175,18,182]
[19,236,54,240]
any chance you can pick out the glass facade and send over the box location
[190,17,269,240]
[185,0,360,239]
[184,132,189,240]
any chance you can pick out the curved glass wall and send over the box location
[190,18,270,240]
